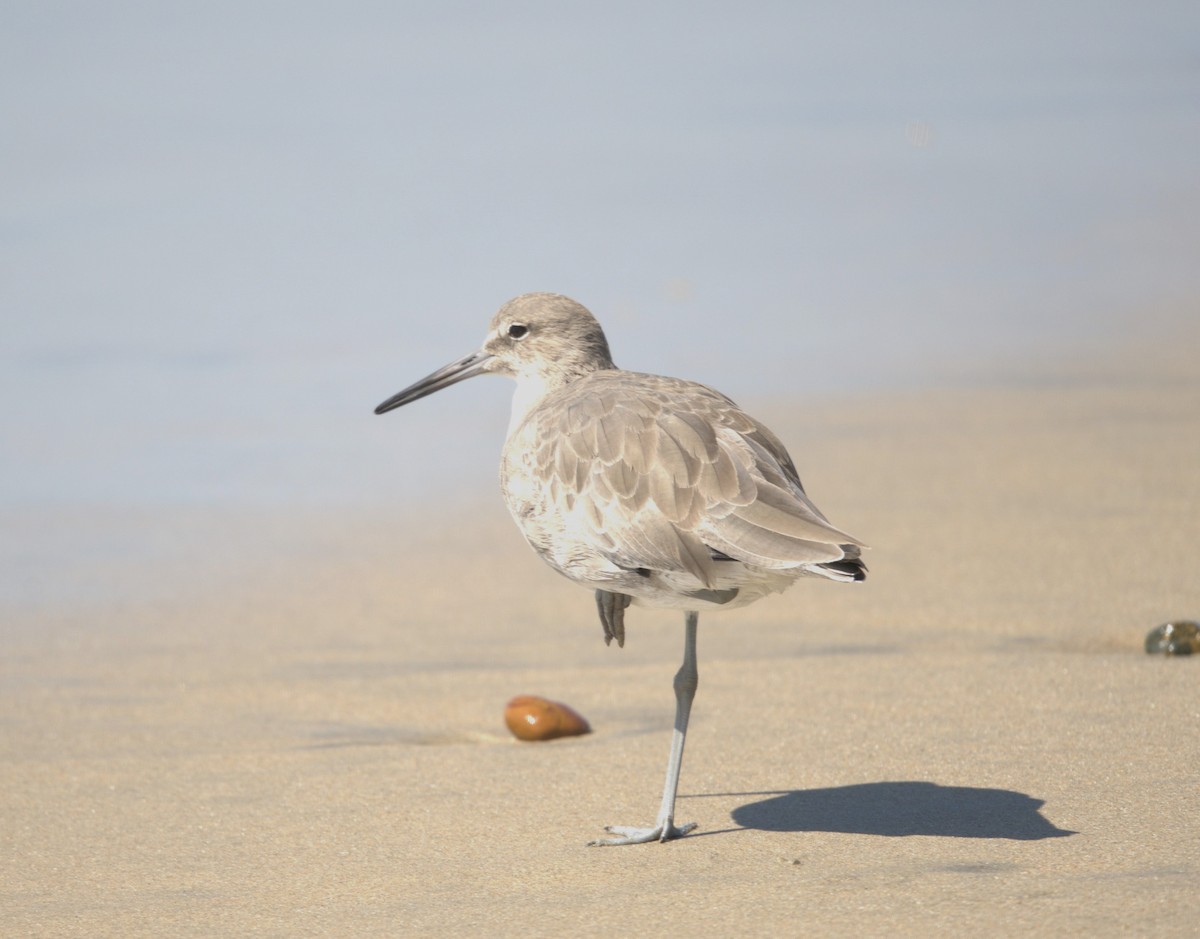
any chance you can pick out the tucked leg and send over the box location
[595,589,631,647]
[589,611,700,846]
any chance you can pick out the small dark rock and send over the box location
[1144,620,1200,656]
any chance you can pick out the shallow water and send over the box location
[3,2,1198,610]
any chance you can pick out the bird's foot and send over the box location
[586,821,697,846]
[595,590,631,647]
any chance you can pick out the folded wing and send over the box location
[527,372,864,587]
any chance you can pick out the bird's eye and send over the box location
[507,323,529,340]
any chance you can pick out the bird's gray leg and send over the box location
[589,611,700,846]
[595,590,631,648]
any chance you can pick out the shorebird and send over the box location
[374,293,866,845]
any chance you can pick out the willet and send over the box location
[375,293,866,845]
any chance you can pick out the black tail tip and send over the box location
[823,558,868,582]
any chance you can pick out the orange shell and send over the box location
[504,694,591,741]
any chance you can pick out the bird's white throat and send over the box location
[507,371,553,438]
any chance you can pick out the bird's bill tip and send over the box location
[374,350,493,415]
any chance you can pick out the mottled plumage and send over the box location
[502,369,863,622]
[375,292,866,845]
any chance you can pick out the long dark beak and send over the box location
[374,350,494,415]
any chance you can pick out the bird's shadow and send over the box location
[705,781,1074,840]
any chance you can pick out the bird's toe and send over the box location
[586,821,697,846]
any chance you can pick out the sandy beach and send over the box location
[3,331,1199,937]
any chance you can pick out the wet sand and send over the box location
[3,332,1199,937]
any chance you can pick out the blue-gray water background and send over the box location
[3,2,1198,609]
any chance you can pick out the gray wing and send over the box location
[529,371,862,588]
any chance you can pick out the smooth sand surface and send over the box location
[3,334,1199,937]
